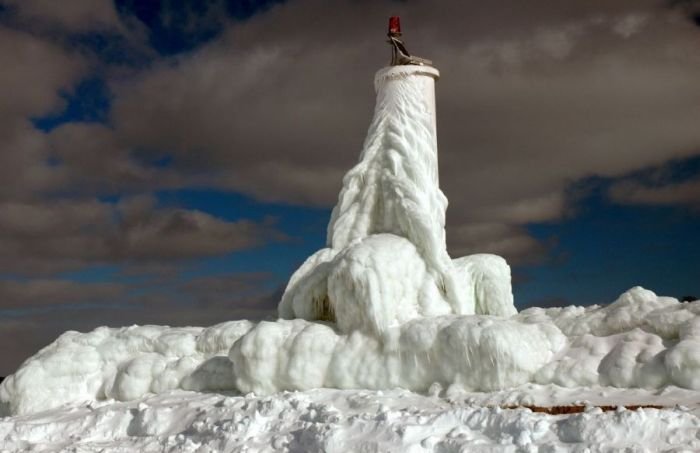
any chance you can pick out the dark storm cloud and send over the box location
[606,156,700,207]
[0,279,126,309]
[101,0,700,262]
[447,223,550,265]
[0,196,284,275]
[45,123,184,193]
[669,0,700,25]
[3,0,699,264]
[609,178,700,207]
[0,296,278,376]
[0,273,280,375]
[0,26,86,201]
[179,272,274,305]
[0,319,54,376]
[0,20,281,274]
[0,0,121,32]
[123,271,280,315]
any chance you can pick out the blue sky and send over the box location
[0,0,699,374]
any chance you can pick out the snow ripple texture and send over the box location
[3,67,700,417]
[2,388,700,452]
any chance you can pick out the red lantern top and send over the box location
[388,16,401,35]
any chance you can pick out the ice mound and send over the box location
[4,289,700,415]
[524,287,700,389]
[0,321,253,415]
[230,316,564,395]
[235,287,700,395]
[279,66,516,335]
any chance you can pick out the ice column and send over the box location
[279,65,515,337]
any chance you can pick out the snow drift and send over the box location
[2,66,699,417]
[4,387,700,452]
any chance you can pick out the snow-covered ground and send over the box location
[2,385,700,452]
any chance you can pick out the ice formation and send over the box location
[5,286,700,416]
[3,65,700,419]
[233,287,700,396]
[278,65,516,338]
[0,321,253,415]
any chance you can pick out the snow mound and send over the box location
[0,321,252,415]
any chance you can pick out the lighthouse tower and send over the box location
[278,18,515,337]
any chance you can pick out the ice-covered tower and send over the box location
[279,19,516,338]
[328,65,446,272]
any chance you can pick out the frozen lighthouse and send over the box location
[6,19,699,419]
[278,18,517,337]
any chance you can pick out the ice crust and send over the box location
[2,66,700,417]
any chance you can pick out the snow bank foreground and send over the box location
[3,287,700,416]
[2,387,700,452]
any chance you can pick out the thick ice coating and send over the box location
[0,321,253,415]
[279,66,516,336]
[6,287,700,415]
[230,316,564,396]
[234,287,700,395]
